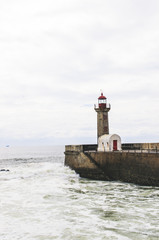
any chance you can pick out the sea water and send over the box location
[0,146,159,240]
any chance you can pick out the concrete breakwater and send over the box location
[65,144,159,186]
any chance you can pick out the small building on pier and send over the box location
[98,134,121,152]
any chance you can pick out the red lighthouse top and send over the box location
[98,93,107,109]
[98,93,106,100]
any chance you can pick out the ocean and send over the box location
[0,145,159,240]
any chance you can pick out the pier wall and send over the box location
[65,142,159,153]
[65,145,159,186]
[122,142,159,150]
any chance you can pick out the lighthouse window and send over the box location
[99,99,106,104]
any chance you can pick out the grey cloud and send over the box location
[0,0,159,145]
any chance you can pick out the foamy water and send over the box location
[0,146,159,240]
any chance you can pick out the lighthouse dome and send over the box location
[98,93,106,99]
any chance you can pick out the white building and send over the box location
[98,134,121,152]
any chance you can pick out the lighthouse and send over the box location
[95,92,121,152]
[94,92,111,139]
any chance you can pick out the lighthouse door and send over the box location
[113,140,117,151]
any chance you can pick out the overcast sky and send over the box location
[0,0,159,146]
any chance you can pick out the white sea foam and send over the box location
[0,146,159,240]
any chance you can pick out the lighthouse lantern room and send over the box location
[98,92,107,109]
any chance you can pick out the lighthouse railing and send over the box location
[82,144,98,152]
[94,103,111,109]
[121,144,159,154]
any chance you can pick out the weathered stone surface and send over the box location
[122,142,159,151]
[65,148,159,186]
[95,108,110,138]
